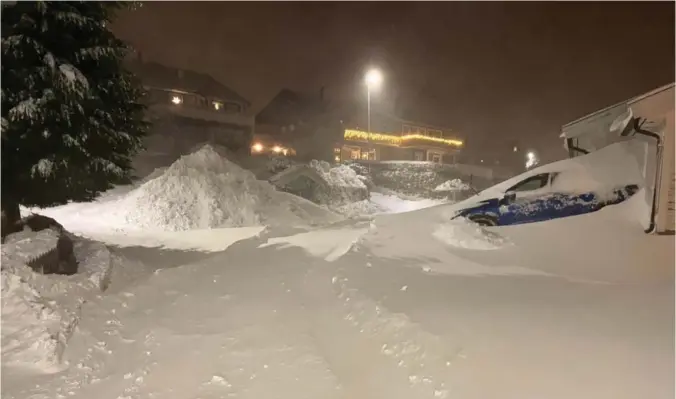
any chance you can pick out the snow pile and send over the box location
[309,160,367,190]
[433,178,470,192]
[121,145,341,231]
[122,146,263,230]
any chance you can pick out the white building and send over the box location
[561,83,675,234]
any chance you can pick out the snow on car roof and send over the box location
[471,139,645,201]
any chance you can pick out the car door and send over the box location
[499,173,553,225]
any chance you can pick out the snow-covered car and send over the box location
[451,171,638,226]
[449,144,644,227]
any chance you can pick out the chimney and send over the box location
[319,86,325,101]
[177,69,184,79]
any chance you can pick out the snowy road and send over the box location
[3,196,674,399]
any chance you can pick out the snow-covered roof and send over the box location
[561,82,675,140]
[128,61,250,107]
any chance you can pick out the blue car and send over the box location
[452,171,639,227]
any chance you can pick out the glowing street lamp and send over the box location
[364,69,382,136]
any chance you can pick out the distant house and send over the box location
[127,54,253,176]
[337,110,464,165]
[254,88,351,160]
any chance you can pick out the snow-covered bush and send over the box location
[433,179,470,192]
[307,160,369,206]
[267,155,295,174]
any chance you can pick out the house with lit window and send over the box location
[254,88,353,161]
[334,112,463,165]
[127,54,254,176]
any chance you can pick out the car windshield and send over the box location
[506,173,549,192]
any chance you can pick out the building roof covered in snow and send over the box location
[128,60,250,107]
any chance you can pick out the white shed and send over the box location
[561,83,675,234]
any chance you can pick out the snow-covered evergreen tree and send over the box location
[1,1,148,226]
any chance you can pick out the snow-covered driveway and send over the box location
[3,196,674,399]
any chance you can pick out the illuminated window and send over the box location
[334,147,341,154]
[361,149,376,161]
[213,101,223,111]
[334,155,341,162]
[171,94,183,105]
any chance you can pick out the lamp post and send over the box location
[364,68,382,160]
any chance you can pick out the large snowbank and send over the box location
[122,146,266,230]
[40,145,342,234]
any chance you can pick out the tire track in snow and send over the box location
[299,267,462,399]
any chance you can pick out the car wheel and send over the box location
[468,215,498,227]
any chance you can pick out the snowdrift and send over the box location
[121,145,342,231]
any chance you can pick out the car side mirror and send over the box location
[501,192,516,205]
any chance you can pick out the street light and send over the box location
[364,68,383,160]
[365,70,383,133]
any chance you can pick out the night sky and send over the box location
[112,2,675,163]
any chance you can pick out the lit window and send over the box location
[213,101,222,111]
[334,147,341,154]
[171,95,182,105]
[272,145,283,154]
[334,155,341,162]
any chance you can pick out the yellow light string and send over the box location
[343,129,463,147]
